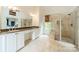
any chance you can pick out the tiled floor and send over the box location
[61,37,74,44]
[19,35,78,52]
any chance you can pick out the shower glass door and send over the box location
[61,15,75,44]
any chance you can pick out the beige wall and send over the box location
[0,6,2,17]
[32,7,39,26]
[0,6,1,14]
[18,6,40,26]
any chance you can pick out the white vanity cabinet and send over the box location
[0,32,24,52]
[0,35,6,52]
[16,31,24,51]
[5,33,16,52]
[0,28,39,52]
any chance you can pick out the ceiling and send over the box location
[40,6,77,15]
[18,6,77,16]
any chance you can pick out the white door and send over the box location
[5,33,16,52]
[16,32,24,50]
[0,35,5,52]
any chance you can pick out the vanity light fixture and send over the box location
[8,6,19,16]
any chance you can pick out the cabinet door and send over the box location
[32,29,40,40]
[32,31,36,40]
[16,32,24,50]
[0,35,5,52]
[5,33,16,52]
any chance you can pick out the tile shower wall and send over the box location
[62,15,73,38]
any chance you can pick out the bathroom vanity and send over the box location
[0,27,40,52]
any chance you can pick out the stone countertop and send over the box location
[0,26,39,34]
